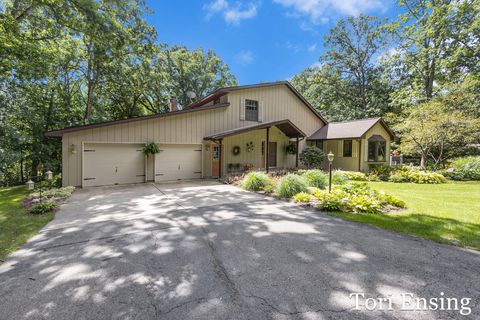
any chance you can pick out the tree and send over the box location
[291,15,393,121]
[394,100,480,168]
[300,146,326,168]
[162,46,237,108]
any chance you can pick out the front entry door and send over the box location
[268,142,277,167]
[211,143,223,177]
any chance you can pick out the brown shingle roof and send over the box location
[308,117,395,140]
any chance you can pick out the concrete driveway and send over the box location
[0,181,479,320]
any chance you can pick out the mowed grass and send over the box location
[328,181,480,250]
[0,186,54,261]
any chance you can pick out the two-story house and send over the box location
[45,81,394,187]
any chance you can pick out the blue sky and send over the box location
[145,1,398,85]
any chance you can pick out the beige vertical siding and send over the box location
[61,84,325,186]
[360,122,391,172]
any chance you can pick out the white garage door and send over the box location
[155,144,202,182]
[83,143,145,187]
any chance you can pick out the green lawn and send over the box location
[329,181,480,250]
[0,186,54,261]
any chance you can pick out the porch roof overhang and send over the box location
[204,120,306,141]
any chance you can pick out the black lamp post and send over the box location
[328,151,334,192]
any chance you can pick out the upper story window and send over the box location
[343,140,352,157]
[368,135,387,162]
[245,99,259,121]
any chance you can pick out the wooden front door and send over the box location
[211,143,223,177]
[268,142,277,167]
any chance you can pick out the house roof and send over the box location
[308,117,395,140]
[45,81,326,138]
[204,120,306,140]
[44,103,230,137]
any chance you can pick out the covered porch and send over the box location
[204,120,306,177]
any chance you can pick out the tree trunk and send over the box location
[420,153,426,168]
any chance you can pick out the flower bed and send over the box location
[239,170,406,214]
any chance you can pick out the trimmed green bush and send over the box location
[276,174,308,198]
[29,201,58,215]
[241,172,271,191]
[293,192,312,204]
[301,170,327,188]
[299,146,325,168]
[441,169,480,181]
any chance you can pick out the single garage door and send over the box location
[155,144,202,182]
[83,143,145,187]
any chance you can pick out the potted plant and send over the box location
[285,143,297,155]
[143,142,160,157]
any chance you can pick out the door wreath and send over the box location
[232,145,241,156]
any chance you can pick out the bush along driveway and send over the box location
[239,171,480,251]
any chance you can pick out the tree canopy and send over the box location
[0,0,237,184]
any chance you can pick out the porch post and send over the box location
[295,136,299,168]
[218,139,223,178]
[265,127,270,173]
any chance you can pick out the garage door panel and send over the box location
[83,143,145,187]
[155,144,202,182]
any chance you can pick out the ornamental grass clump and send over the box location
[241,171,272,191]
[301,169,328,189]
[275,174,308,198]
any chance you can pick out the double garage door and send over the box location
[83,143,202,187]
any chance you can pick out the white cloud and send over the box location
[204,1,259,25]
[235,50,255,65]
[286,41,301,53]
[308,43,317,52]
[273,0,385,24]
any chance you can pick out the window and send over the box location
[343,140,352,157]
[368,135,387,162]
[245,99,259,121]
[315,140,324,151]
[213,146,220,160]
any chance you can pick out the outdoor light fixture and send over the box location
[46,170,53,180]
[328,151,334,192]
[70,144,77,154]
[26,180,34,190]
[327,151,335,163]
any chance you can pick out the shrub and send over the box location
[401,169,447,184]
[331,171,349,185]
[293,192,312,204]
[377,192,406,208]
[347,194,382,213]
[310,181,406,213]
[31,186,76,199]
[29,201,57,215]
[450,156,480,171]
[301,170,327,188]
[312,189,348,211]
[441,169,480,181]
[338,181,373,196]
[241,172,271,191]
[299,146,325,168]
[388,174,407,183]
[334,170,368,181]
[369,164,397,181]
[275,174,308,198]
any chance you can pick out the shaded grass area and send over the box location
[328,181,480,250]
[0,186,54,261]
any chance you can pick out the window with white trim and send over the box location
[245,99,259,121]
